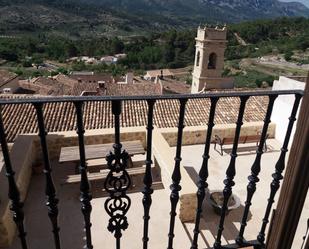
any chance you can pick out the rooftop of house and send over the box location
[0,70,18,87]
[0,93,268,142]
[69,74,115,84]
[160,78,191,94]
[18,74,158,97]
[19,75,103,96]
[102,81,162,96]
[19,76,77,96]
[145,69,174,78]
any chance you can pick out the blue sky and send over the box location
[279,0,309,8]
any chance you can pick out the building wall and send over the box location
[272,76,305,145]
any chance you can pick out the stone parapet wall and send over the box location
[32,127,147,164]
[0,136,35,247]
[160,122,276,147]
[152,129,197,222]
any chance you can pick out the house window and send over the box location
[208,53,217,69]
[196,51,200,67]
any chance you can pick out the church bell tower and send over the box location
[191,25,233,93]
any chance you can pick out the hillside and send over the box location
[85,0,309,22]
[0,0,157,37]
[0,16,308,90]
[0,0,309,37]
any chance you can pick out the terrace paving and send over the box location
[179,139,308,249]
[7,161,190,249]
[6,139,308,249]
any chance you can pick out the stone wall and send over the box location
[272,76,305,145]
[161,122,276,147]
[152,129,197,222]
[0,136,35,247]
[32,127,147,164]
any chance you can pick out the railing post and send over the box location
[236,95,277,246]
[191,97,219,249]
[104,100,131,249]
[167,98,187,249]
[257,93,302,244]
[213,96,249,249]
[0,105,28,249]
[142,99,156,249]
[34,103,61,249]
[266,78,308,249]
[74,101,93,249]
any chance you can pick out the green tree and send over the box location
[284,51,293,61]
[66,42,78,57]
[110,37,124,54]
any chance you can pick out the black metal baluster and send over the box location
[104,100,131,249]
[74,101,93,249]
[167,98,187,249]
[236,95,277,246]
[142,99,156,249]
[191,97,219,249]
[257,93,303,244]
[0,105,28,249]
[34,103,61,249]
[213,96,249,249]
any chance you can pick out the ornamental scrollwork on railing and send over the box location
[104,147,131,240]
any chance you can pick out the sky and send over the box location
[279,0,309,8]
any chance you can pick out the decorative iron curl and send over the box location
[104,149,131,240]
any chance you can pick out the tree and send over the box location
[0,48,18,61]
[284,51,293,61]
[32,54,44,69]
[57,67,68,75]
[110,37,124,54]
[66,42,78,57]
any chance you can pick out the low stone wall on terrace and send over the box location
[32,127,147,164]
[0,136,35,247]
[152,129,197,222]
[161,122,276,147]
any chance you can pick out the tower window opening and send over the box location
[208,53,217,69]
[196,51,200,67]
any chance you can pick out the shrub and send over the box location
[284,51,293,61]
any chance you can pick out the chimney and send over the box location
[98,81,106,89]
[125,73,134,84]
[155,76,159,84]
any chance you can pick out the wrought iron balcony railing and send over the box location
[0,90,304,249]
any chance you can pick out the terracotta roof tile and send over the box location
[0,94,268,142]
[104,83,162,96]
[161,78,191,94]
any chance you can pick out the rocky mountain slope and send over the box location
[85,0,309,21]
[0,0,308,37]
